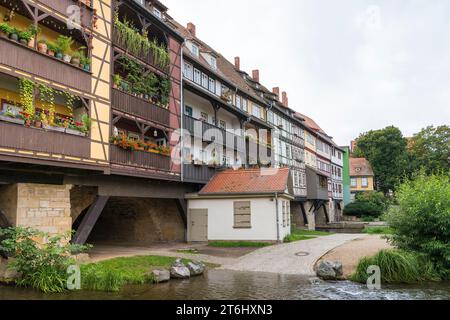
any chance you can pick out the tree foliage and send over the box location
[385,172,450,278]
[408,125,450,174]
[353,126,408,193]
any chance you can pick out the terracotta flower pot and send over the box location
[71,57,80,66]
[0,31,7,38]
[47,50,55,57]
[28,38,35,48]
[37,42,47,53]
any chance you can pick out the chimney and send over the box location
[252,70,260,82]
[282,92,289,107]
[234,57,240,70]
[187,22,196,37]
[272,87,280,100]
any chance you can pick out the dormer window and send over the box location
[153,8,162,19]
[356,167,362,172]
[135,0,145,6]
[209,56,217,69]
[188,42,199,57]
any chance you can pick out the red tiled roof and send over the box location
[350,158,374,177]
[199,168,291,195]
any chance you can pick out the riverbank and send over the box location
[317,235,393,278]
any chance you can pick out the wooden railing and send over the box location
[110,145,171,172]
[38,0,93,26]
[0,38,91,93]
[112,30,169,74]
[183,164,217,184]
[0,122,90,158]
[112,89,170,126]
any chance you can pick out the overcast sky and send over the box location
[164,0,450,146]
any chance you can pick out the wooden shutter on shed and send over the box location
[234,201,251,229]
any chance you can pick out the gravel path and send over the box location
[221,234,367,276]
[318,235,393,277]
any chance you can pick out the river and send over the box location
[1,270,449,300]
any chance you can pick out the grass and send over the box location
[284,229,333,243]
[80,255,191,292]
[363,226,393,235]
[208,241,272,248]
[351,249,441,284]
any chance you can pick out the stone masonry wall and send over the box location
[0,185,18,226]
[16,184,72,235]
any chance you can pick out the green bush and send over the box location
[351,249,441,284]
[343,201,383,217]
[385,172,450,278]
[0,227,90,293]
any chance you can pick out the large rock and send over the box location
[316,261,337,280]
[72,253,91,264]
[330,261,343,278]
[152,269,170,283]
[187,261,206,276]
[0,257,22,284]
[170,259,190,279]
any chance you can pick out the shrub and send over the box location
[343,201,383,217]
[351,249,441,284]
[0,227,90,293]
[385,172,450,278]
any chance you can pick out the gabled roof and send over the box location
[350,158,374,177]
[199,168,291,196]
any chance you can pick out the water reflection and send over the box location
[1,270,449,300]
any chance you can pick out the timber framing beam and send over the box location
[72,196,110,245]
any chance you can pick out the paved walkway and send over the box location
[221,234,367,276]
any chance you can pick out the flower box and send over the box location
[65,128,86,137]
[0,115,25,125]
[43,125,65,133]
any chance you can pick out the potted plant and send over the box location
[33,113,42,128]
[47,42,57,57]
[0,110,25,125]
[80,55,91,71]
[56,35,74,63]
[70,50,81,66]
[18,30,32,46]
[26,25,39,48]
[0,23,11,38]
[8,27,19,42]
[37,40,47,53]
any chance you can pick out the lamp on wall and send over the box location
[154,130,158,137]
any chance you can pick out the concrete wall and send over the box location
[188,197,291,242]
[87,198,185,245]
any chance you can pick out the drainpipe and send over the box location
[180,40,186,182]
[275,193,281,243]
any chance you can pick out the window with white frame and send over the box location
[351,178,357,187]
[252,104,261,118]
[193,69,201,84]
[208,78,215,92]
[362,177,369,188]
[215,80,222,96]
[242,98,248,112]
[153,8,162,18]
[236,95,241,109]
[185,105,193,117]
[268,111,274,124]
[209,56,217,69]
[191,43,199,57]
[183,62,193,80]
[201,73,208,88]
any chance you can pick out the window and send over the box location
[200,112,208,122]
[362,178,369,188]
[234,201,251,229]
[242,99,248,112]
[191,43,199,57]
[201,73,209,88]
[153,8,162,18]
[208,78,215,92]
[215,80,222,96]
[236,95,241,109]
[338,152,342,160]
[183,62,193,80]
[209,56,217,69]
[351,178,357,187]
[268,111,274,124]
[185,106,193,117]
[193,69,201,84]
[252,104,261,118]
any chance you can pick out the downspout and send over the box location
[180,40,186,182]
[275,193,281,243]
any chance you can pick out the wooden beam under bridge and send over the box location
[72,196,109,245]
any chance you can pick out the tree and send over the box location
[385,172,450,278]
[408,125,450,174]
[353,126,408,193]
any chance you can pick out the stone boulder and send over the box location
[0,257,22,284]
[72,253,91,264]
[316,261,344,280]
[152,269,170,283]
[170,259,190,279]
[187,261,206,276]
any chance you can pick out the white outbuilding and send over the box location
[186,167,293,242]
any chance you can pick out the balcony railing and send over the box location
[38,0,93,26]
[112,30,169,74]
[112,89,170,126]
[0,38,91,93]
[110,145,171,172]
[0,121,90,158]
[183,115,246,152]
[183,164,217,184]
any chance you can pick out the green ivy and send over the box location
[19,79,35,120]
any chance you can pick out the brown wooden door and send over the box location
[188,209,208,242]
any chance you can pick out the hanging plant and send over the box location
[38,84,55,125]
[19,79,35,123]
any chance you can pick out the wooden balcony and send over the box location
[112,31,169,74]
[0,38,91,93]
[183,164,217,184]
[37,0,93,27]
[0,121,90,158]
[110,145,171,172]
[306,167,329,200]
[183,115,245,152]
[112,89,170,126]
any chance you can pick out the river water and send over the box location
[1,270,449,300]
